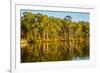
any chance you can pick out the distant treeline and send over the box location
[21,12,89,42]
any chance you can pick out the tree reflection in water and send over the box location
[21,40,89,63]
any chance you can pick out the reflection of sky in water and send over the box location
[21,9,90,22]
[73,56,89,60]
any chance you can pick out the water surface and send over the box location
[21,40,89,63]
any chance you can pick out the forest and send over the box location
[21,12,89,62]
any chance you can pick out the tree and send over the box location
[21,12,89,42]
[64,15,72,21]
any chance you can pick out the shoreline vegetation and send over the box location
[21,12,89,62]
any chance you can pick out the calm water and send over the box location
[21,40,89,63]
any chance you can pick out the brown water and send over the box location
[21,40,89,63]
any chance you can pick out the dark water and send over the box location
[21,40,89,63]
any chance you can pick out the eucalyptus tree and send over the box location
[40,15,49,40]
[21,12,90,43]
[81,21,89,38]
[63,15,73,40]
[21,12,35,40]
[50,17,62,40]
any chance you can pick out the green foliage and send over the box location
[21,12,89,41]
[21,12,89,62]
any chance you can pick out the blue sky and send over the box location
[21,9,90,22]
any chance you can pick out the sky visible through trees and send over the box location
[21,10,89,22]
[21,10,90,63]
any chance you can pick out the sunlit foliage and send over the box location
[21,12,89,62]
